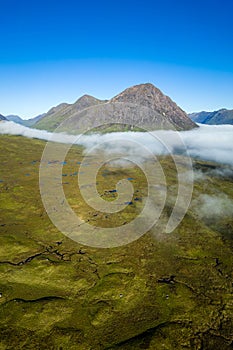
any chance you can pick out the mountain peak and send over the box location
[112,83,161,99]
[34,83,197,131]
[111,83,172,106]
[129,82,160,91]
[74,94,103,104]
[73,94,106,112]
[111,83,196,130]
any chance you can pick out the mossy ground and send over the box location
[0,135,232,349]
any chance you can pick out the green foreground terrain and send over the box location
[0,135,233,349]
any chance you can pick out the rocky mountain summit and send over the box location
[111,83,195,130]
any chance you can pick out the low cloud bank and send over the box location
[0,121,233,167]
[180,124,233,166]
[192,194,233,220]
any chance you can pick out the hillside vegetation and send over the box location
[0,135,232,349]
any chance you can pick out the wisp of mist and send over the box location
[0,121,233,167]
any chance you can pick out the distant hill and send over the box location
[6,115,24,124]
[34,83,197,132]
[189,109,233,125]
[23,114,46,127]
[6,114,45,127]
[0,114,7,121]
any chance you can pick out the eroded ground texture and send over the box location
[0,135,233,349]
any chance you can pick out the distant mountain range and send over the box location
[33,83,197,132]
[189,109,233,125]
[0,114,7,121]
[5,114,45,127]
[4,115,24,124]
[2,85,232,131]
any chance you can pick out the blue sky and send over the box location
[0,0,233,118]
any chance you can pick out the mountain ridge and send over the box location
[5,114,45,127]
[33,83,197,132]
[189,108,233,125]
[34,94,107,131]
[0,114,7,121]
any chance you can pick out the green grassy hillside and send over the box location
[0,135,232,349]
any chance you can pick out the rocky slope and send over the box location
[189,108,233,125]
[0,114,6,121]
[34,84,197,132]
[111,83,196,130]
[34,95,106,131]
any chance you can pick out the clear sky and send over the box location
[0,0,233,119]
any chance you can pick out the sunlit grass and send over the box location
[0,135,232,349]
